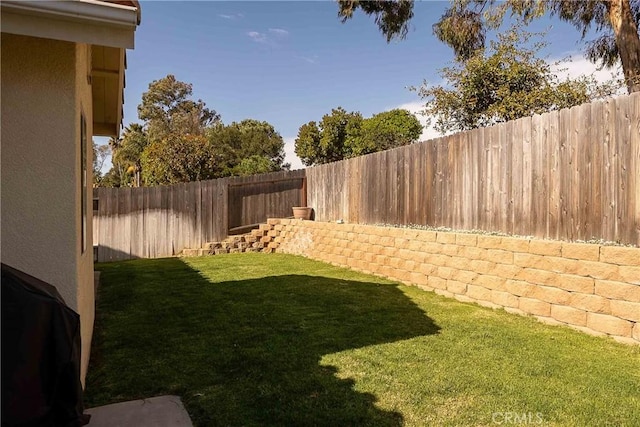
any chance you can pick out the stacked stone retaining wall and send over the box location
[264,219,640,344]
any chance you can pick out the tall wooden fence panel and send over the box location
[93,170,305,262]
[306,93,640,246]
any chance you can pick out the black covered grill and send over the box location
[2,263,90,427]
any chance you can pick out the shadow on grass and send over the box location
[87,258,439,426]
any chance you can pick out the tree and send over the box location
[101,75,290,186]
[141,134,220,185]
[295,107,424,165]
[92,142,110,185]
[413,28,619,133]
[110,123,149,186]
[138,74,220,143]
[232,155,280,176]
[207,119,289,176]
[294,121,322,166]
[337,0,640,93]
[295,107,363,166]
[350,109,422,156]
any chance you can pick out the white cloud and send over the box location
[218,13,243,20]
[247,28,289,46]
[550,53,622,87]
[247,31,268,44]
[268,28,289,37]
[297,54,318,64]
[283,136,305,170]
[395,101,449,142]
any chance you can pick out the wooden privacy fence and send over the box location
[94,93,639,262]
[307,93,640,246]
[93,170,305,262]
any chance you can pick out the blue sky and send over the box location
[104,0,620,170]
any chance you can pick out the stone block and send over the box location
[513,253,538,268]
[554,274,594,294]
[469,260,497,275]
[599,246,640,266]
[466,284,492,301]
[418,263,437,275]
[439,244,459,257]
[446,279,467,295]
[595,280,640,302]
[528,239,562,256]
[446,256,471,270]
[452,270,478,284]
[499,237,530,253]
[569,293,611,314]
[409,272,429,287]
[436,232,456,244]
[474,274,507,291]
[515,268,557,287]
[428,276,447,290]
[573,261,620,281]
[550,305,587,326]
[455,233,477,247]
[476,235,503,249]
[609,300,640,322]
[530,285,572,305]
[459,246,483,259]
[561,242,600,261]
[181,249,199,257]
[436,266,454,280]
[491,290,519,308]
[504,279,538,297]
[492,263,522,280]
[518,298,551,316]
[618,266,640,285]
[586,312,633,337]
[416,230,437,242]
[482,249,513,264]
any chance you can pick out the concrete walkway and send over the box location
[86,395,193,427]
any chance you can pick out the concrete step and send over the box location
[86,395,193,427]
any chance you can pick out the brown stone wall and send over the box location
[268,219,640,344]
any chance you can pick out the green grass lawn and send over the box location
[86,253,640,426]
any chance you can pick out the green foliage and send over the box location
[293,122,321,167]
[109,124,149,186]
[141,134,219,186]
[232,155,281,176]
[295,107,422,165]
[413,28,620,133]
[98,75,288,186]
[138,74,220,143]
[337,0,640,93]
[92,142,110,186]
[207,119,289,176]
[350,109,422,156]
[295,107,363,166]
[338,0,414,42]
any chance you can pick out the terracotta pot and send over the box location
[292,206,312,220]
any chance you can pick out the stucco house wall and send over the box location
[1,33,95,383]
